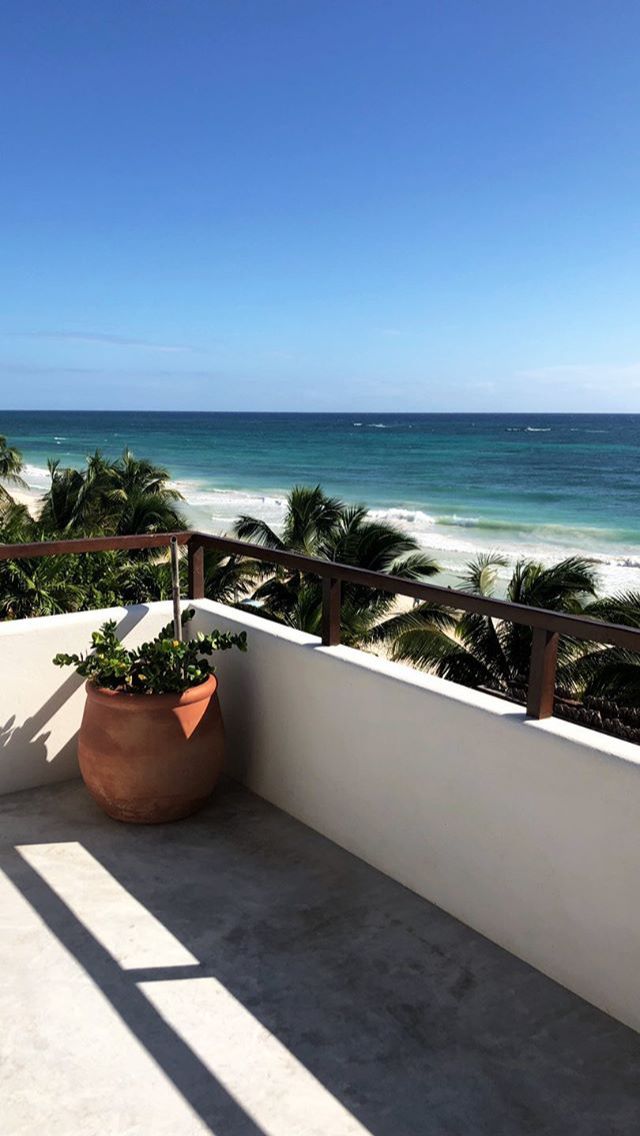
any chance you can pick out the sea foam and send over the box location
[15,458,640,596]
[24,463,52,490]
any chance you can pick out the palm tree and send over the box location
[324,504,440,644]
[0,436,27,506]
[376,553,600,698]
[561,591,640,707]
[236,484,345,555]
[111,487,185,537]
[234,485,439,644]
[38,460,87,533]
[0,448,187,618]
[0,555,87,619]
[108,450,185,537]
[0,497,35,544]
[202,548,259,605]
[106,546,258,608]
[115,449,182,499]
[39,449,186,536]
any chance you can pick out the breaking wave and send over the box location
[12,462,640,595]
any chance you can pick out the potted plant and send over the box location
[54,609,247,824]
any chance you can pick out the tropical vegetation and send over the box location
[0,435,27,506]
[53,608,246,695]
[374,553,597,695]
[39,449,185,537]
[0,441,190,618]
[234,485,439,644]
[373,552,640,720]
[2,434,640,717]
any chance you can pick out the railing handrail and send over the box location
[0,532,190,560]
[2,528,639,721]
[190,531,640,651]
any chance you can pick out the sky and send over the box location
[1,0,640,413]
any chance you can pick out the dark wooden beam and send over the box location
[526,628,559,719]
[187,538,205,600]
[0,532,189,560]
[321,577,341,647]
[191,531,640,651]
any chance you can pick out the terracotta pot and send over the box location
[78,675,224,823]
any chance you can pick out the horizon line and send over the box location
[2,408,640,416]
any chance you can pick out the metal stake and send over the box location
[170,536,182,641]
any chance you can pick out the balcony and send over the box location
[2,591,640,1134]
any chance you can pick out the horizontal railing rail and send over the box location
[2,528,640,723]
[0,532,190,560]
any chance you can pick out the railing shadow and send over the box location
[2,845,266,1136]
[4,781,640,1135]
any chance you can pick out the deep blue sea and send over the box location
[2,410,639,590]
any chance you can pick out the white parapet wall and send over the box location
[192,600,640,1034]
[0,602,176,795]
[2,598,640,1033]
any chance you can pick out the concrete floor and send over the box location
[1,781,640,1136]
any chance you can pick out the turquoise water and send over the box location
[3,410,640,589]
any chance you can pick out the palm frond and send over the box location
[233,515,285,550]
[0,436,27,489]
[369,601,457,643]
[458,552,507,596]
[508,556,599,610]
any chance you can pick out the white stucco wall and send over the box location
[0,602,175,795]
[2,598,640,1032]
[193,600,640,1034]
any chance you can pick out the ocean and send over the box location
[2,410,639,593]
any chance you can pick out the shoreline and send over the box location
[4,486,41,518]
[5,458,640,596]
[175,483,640,596]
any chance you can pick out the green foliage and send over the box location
[0,440,264,618]
[0,441,201,619]
[560,591,640,707]
[0,435,27,506]
[375,554,602,698]
[0,497,33,543]
[234,484,439,646]
[39,449,186,537]
[0,435,25,479]
[3,430,640,714]
[53,607,247,694]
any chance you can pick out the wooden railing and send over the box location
[2,529,640,723]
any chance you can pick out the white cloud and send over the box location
[7,331,195,353]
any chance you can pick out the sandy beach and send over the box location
[5,485,41,517]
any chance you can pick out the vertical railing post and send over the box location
[321,576,341,646]
[526,627,559,719]
[187,536,205,600]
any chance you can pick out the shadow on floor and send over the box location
[3,779,640,1136]
[3,843,265,1136]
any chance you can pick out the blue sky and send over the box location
[1,0,640,412]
